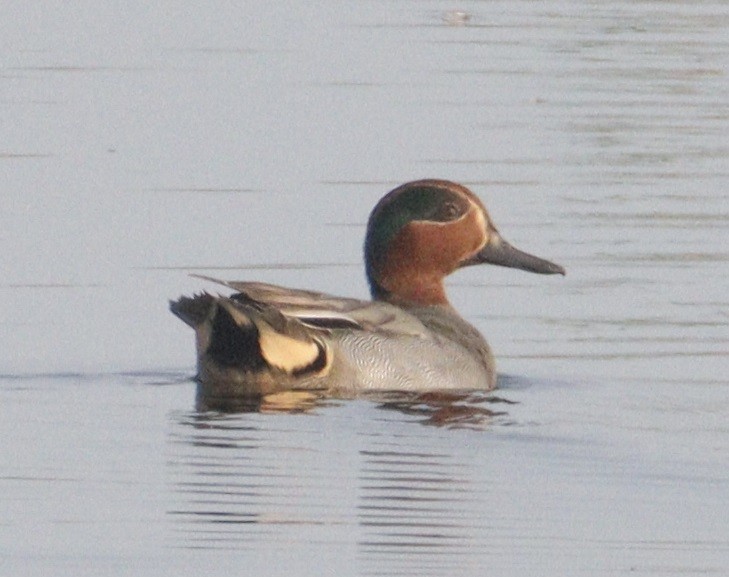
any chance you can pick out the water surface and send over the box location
[1,1,728,575]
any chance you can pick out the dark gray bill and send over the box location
[465,233,566,275]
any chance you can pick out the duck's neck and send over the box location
[371,274,450,307]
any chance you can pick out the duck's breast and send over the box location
[327,314,495,392]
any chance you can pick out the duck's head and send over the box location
[365,179,565,306]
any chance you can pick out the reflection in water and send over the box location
[166,411,319,550]
[195,387,512,427]
[367,391,514,429]
[357,441,480,576]
[167,393,506,572]
[195,389,328,413]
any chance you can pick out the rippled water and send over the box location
[2,1,728,575]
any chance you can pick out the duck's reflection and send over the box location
[167,390,510,570]
[195,386,512,428]
[366,390,514,429]
[195,388,327,413]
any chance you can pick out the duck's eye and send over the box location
[441,201,462,220]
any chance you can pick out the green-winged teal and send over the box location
[171,179,564,398]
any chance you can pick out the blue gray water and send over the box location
[2,1,728,575]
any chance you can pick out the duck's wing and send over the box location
[191,275,426,337]
[170,276,430,397]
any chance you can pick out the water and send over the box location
[2,1,728,575]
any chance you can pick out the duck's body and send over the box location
[171,180,564,400]
[172,280,495,396]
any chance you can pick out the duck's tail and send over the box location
[170,293,331,395]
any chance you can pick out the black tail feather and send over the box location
[169,293,215,327]
[207,303,267,370]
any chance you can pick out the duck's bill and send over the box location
[466,234,566,275]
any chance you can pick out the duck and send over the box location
[170,179,564,400]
